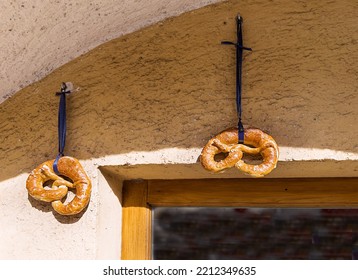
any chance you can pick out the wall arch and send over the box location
[0,0,220,102]
[0,0,357,259]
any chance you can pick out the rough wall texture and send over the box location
[0,0,220,102]
[0,0,357,259]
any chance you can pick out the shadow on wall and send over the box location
[0,0,357,182]
[27,193,88,224]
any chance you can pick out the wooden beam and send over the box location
[122,178,358,259]
[121,180,152,260]
[148,178,358,207]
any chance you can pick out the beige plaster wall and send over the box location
[0,0,357,259]
[0,0,220,102]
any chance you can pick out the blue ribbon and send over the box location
[53,83,71,175]
[222,15,252,144]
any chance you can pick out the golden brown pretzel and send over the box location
[200,127,279,177]
[26,156,92,215]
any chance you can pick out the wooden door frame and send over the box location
[121,178,358,260]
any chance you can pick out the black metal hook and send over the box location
[221,15,252,52]
[56,82,72,96]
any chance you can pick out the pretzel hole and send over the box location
[43,180,55,190]
[241,153,263,164]
[43,175,73,190]
[60,175,73,184]
[214,152,229,162]
[55,176,75,203]
[60,189,76,204]
[243,143,257,149]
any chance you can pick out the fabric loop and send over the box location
[238,119,244,144]
[53,82,71,175]
[221,15,251,144]
[53,153,63,175]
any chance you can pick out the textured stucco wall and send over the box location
[0,0,357,259]
[0,0,220,103]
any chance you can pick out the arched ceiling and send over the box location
[0,0,220,103]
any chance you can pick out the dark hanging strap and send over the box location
[53,82,71,175]
[222,15,252,144]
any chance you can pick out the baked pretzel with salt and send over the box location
[200,16,278,177]
[26,83,92,215]
[200,127,279,177]
[26,156,92,215]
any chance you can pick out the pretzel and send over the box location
[200,127,279,177]
[26,156,92,215]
